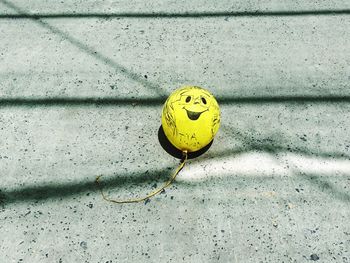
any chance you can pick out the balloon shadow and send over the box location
[158,125,213,159]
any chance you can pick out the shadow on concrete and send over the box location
[194,144,350,165]
[218,124,350,161]
[158,125,213,159]
[0,97,167,107]
[298,172,350,202]
[1,95,350,108]
[1,145,349,205]
[0,0,166,97]
[0,169,174,205]
[216,125,350,202]
[1,9,350,19]
[217,95,350,104]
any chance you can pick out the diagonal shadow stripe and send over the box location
[0,95,350,107]
[219,124,350,160]
[1,9,350,19]
[0,169,172,205]
[0,0,167,97]
[1,150,349,206]
[297,171,350,202]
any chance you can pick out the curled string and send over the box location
[95,151,188,204]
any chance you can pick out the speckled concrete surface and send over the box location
[0,1,350,262]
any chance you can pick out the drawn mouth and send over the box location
[185,109,207,120]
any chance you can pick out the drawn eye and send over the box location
[185,96,191,103]
[201,97,207,104]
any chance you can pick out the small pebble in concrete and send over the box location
[80,241,88,250]
[310,254,320,261]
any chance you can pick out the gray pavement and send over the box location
[0,1,349,262]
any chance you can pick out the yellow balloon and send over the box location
[161,86,220,152]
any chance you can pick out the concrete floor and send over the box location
[0,1,349,262]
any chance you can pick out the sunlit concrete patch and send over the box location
[177,151,350,182]
[277,152,350,176]
[177,151,291,181]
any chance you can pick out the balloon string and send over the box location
[95,151,188,204]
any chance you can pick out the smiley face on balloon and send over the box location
[162,86,220,152]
